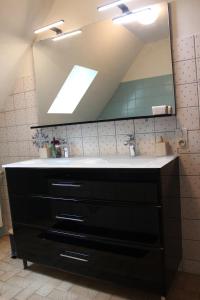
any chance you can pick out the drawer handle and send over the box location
[60,253,88,262]
[32,195,81,202]
[50,229,86,239]
[55,215,85,223]
[51,183,81,188]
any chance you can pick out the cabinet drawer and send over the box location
[12,195,161,246]
[14,226,163,288]
[48,179,158,203]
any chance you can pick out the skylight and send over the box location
[48,65,98,114]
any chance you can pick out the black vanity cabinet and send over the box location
[5,157,182,297]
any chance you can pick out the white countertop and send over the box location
[2,155,178,169]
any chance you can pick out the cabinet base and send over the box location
[23,259,28,269]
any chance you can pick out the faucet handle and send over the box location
[124,134,135,146]
[127,134,135,140]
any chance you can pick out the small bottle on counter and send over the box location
[51,137,62,158]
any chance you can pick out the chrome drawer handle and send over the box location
[60,254,88,262]
[32,195,81,202]
[55,216,84,222]
[50,230,86,239]
[51,183,81,188]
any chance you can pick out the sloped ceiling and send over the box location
[0,0,54,111]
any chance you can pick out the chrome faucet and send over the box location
[124,134,136,157]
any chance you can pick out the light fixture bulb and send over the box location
[136,6,161,25]
[34,20,64,34]
[97,0,131,12]
[112,5,160,25]
[52,30,82,41]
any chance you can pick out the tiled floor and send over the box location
[0,236,200,300]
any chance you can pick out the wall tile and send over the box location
[173,36,195,61]
[0,143,9,157]
[195,34,200,58]
[177,107,200,130]
[67,125,82,138]
[188,130,200,153]
[134,118,154,133]
[174,60,197,84]
[15,109,27,125]
[155,116,177,132]
[0,128,7,143]
[26,107,38,125]
[4,96,14,112]
[181,176,200,198]
[13,93,25,110]
[68,137,83,156]
[6,127,17,142]
[16,125,30,141]
[25,91,36,108]
[183,260,200,275]
[99,135,117,156]
[180,154,200,175]
[183,240,200,261]
[182,197,200,219]
[8,141,18,157]
[23,76,35,92]
[81,123,98,137]
[115,120,134,135]
[98,121,115,136]
[136,133,155,155]
[116,135,130,155]
[0,113,5,128]
[17,141,30,157]
[14,78,24,94]
[83,136,99,156]
[196,58,200,82]
[182,219,200,240]
[5,111,16,127]
[176,83,199,108]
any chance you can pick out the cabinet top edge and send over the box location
[2,155,178,170]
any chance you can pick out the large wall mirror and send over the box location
[33,2,175,127]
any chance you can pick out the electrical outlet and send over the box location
[175,128,188,149]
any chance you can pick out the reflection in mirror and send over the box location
[33,2,175,127]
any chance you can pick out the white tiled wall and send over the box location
[1,34,200,275]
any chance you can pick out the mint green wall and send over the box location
[99,74,175,119]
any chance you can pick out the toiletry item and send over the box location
[55,144,62,158]
[51,137,62,158]
[168,106,172,114]
[152,105,168,115]
[63,147,69,158]
[124,134,136,157]
[39,145,51,158]
[155,136,168,156]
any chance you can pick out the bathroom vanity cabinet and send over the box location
[4,156,181,298]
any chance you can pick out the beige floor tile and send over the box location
[47,288,68,300]
[36,278,61,297]
[14,281,43,300]
[0,282,22,300]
